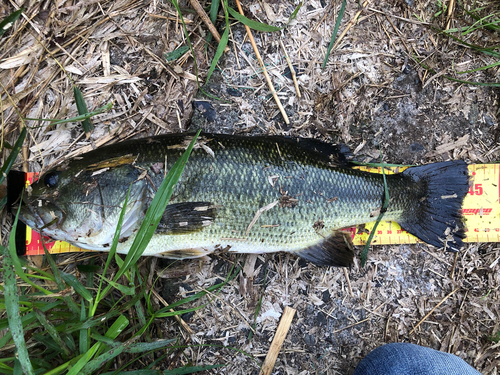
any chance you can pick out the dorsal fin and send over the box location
[291,137,352,167]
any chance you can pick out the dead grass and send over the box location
[1,0,499,374]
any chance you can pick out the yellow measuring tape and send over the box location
[351,164,499,246]
[23,164,499,255]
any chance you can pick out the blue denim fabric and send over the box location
[353,343,481,375]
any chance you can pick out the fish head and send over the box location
[19,168,106,244]
[19,161,147,249]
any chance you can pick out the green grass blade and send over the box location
[460,15,500,36]
[134,299,147,327]
[165,46,190,61]
[170,0,227,102]
[43,356,83,375]
[66,344,100,375]
[489,330,500,343]
[93,184,133,315]
[464,8,500,32]
[0,361,13,374]
[106,315,130,339]
[42,244,80,314]
[60,271,93,302]
[203,0,221,49]
[24,265,57,280]
[205,0,230,84]
[124,339,176,353]
[13,360,22,375]
[41,250,65,289]
[205,23,229,83]
[33,308,72,357]
[70,314,129,375]
[111,130,201,283]
[456,60,500,74]
[360,158,390,267]
[63,331,76,353]
[7,199,55,295]
[431,26,500,58]
[93,314,130,359]
[414,55,500,87]
[73,86,94,136]
[0,127,26,186]
[2,243,35,375]
[79,345,126,375]
[0,301,62,332]
[24,102,113,126]
[322,0,346,70]
[79,299,90,355]
[0,8,24,37]
[80,339,176,375]
[210,0,220,23]
[61,292,144,334]
[97,274,136,295]
[287,2,302,25]
[227,7,282,32]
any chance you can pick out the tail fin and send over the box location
[398,161,469,252]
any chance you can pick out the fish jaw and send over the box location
[18,200,95,245]
[19,199,66,235]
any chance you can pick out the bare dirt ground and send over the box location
[1,0,499,374]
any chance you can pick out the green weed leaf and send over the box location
[322,0,346,69]
[165,46,190,61]
[227,7,282,32]
[0,8,24,37]
[73,86,94,135]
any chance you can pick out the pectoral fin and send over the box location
[295,231,354,267]
[157,202,217,234]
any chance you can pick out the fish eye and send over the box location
[43,172,60,188]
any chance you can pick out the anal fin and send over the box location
[295,231,354,267]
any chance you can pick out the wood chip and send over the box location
[259,306,296,375]
[426,135,470,157]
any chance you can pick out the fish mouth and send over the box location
[18,199,66,232]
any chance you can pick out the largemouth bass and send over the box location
[18,133,469,267]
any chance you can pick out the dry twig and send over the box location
[280,40,301,98]
[446,0,455,30]
[234,0,290,124]
[189,0,229,53]
[151,289,194,335]
[409,288,459,335]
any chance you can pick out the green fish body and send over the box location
[19,134,469,266]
